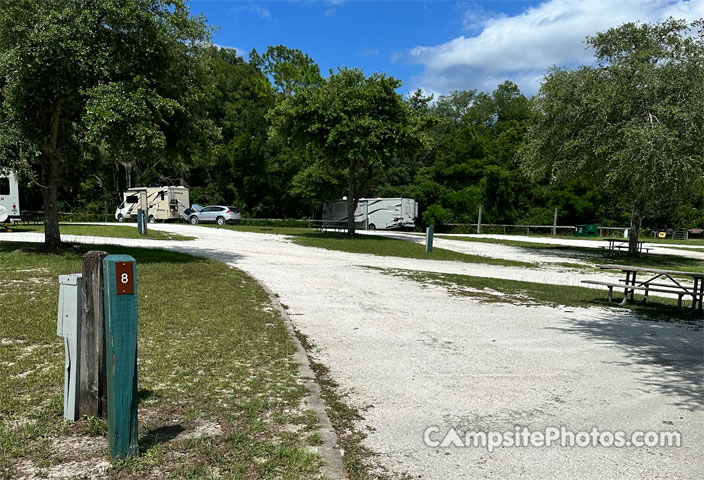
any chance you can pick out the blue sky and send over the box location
[190,0,704,98]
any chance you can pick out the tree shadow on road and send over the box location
[549,312,703,410]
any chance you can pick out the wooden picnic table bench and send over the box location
[600,239,652,255]
[309,219,348,232]
[582,264,704,313]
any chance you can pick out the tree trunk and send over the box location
[42,99,64,249]
[346,157,357,236]
[628,200,644,257]
[41,152,62,249]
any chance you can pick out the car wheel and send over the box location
[216,216,225,226]
[189,216,199,225]
[148,215,156,224]
[368,224,376,230]
[117,214,124,223]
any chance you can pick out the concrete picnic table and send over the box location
[583,264,704,312]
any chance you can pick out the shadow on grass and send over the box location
[550,310,704,409]
[519,244,704,272]
[140,424,186,450]
[0,242,211,265]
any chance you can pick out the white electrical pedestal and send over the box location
[57,273,83,421]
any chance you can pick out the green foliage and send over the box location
[0,0,215,246]
[270,67,414,233]
[422,204,448,226]
[522,19,704,225]
[249,45,322,98]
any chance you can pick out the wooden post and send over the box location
[477,206,483,234]
[552,207,558,236]
[103,255,139,459]
[80,251,108,418]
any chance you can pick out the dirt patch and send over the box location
[16,458,110,480]
[175,419,222,441]
[51,435,107,459]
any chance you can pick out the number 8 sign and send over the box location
[115,261,134,295]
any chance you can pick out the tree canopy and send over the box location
[521,18,704,253]
[270,67,413,234]
[0,0,215,247]
[2,11,703,241]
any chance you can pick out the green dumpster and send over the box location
[574,224,598,237]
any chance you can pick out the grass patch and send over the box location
[10,224,193,241]
[0,242,323,479]
[381,268,703,323]
[435,235,704,273]
[288,232,536,268]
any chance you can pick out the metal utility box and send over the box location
[574,224,598,237]
[57,273,83,421]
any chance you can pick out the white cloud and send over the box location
[213,44,248,58]
[228,4,272,20]
[405,0,704,96]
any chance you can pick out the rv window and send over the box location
[125,195,139,204]
[0,178,9,195]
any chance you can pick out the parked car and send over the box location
[187,205,241,225]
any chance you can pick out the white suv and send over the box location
[187,205,241,225]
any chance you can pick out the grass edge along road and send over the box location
[377,268,704,325]
[433,235,704,274]
[9,224,193,241]
[0,242,327,479]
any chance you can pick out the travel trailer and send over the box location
[322,197,418,230]
[0,170,21,225]
[115,186,189,223]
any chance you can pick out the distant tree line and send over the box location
[0,1,702,247]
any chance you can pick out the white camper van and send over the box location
[322,197,418,230]
[115,186,189,223]
[0,171,21,224]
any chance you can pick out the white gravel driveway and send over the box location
[2,225,702,479]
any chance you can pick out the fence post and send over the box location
[477,206,483,234]
[552,207,558,236]
[80,251,108,418]
[103,255,139,459]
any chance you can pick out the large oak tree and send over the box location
[0,0,215,247]
[270,67,413,235]
[522,19,704,255]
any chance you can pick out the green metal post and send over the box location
[136,209,143,235]
[103,255,139,459]
[426,225,434,252]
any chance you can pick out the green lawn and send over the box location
[434,235,704,273]
[382,268,703,323]
[0,243,324,479]
[10,224,193,241]
[288,232,536,268]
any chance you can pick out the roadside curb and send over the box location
[256,280,348,480]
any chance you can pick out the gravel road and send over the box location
[3,225,702,479]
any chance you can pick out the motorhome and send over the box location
[115,186,189,223]
[0,170,21,225]
[322,197,418,230]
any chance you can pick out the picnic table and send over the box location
[602,239,651,255]
[582,265,704,313]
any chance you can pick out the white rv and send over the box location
[322,197,418,230]
[0,171,21,224]
[115,186,189,223]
